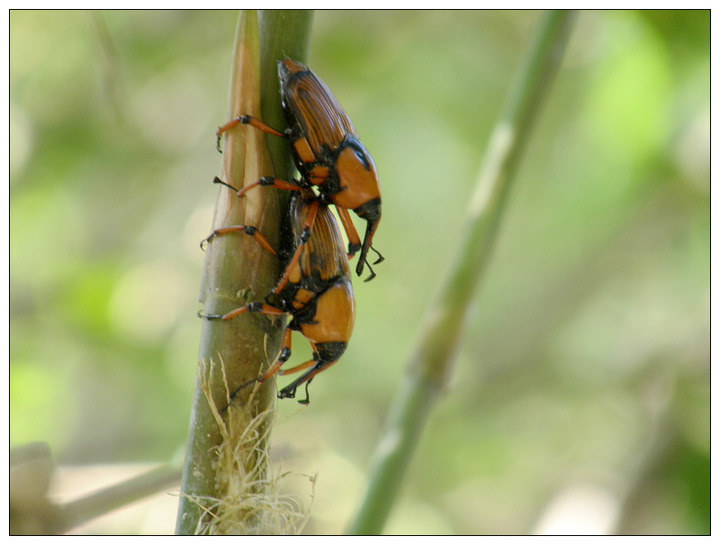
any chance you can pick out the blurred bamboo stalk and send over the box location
[347,10,576,535]
[176,10,311,535]
[10,442,180,535]
[62,464,182,532]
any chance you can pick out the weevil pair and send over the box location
[202,58,382,404]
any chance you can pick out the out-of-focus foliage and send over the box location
[10,10,708,535]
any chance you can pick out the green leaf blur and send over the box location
[9,10,708,535]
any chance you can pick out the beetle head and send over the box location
[331,136,382,278]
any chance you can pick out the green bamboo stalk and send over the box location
[176,10,312,535]
[347,10,576,535]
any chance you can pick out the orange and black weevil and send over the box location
[202,186,355,404]
[217,58,383,281]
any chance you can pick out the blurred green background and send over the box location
[10,10,709,535]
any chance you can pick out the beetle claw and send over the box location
[198,311,223,320]
[363,261,377,282]
[371,246,385,265]
[298,382,311,404]
[221,376,262,412]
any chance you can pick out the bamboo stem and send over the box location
[175,10,312,535]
